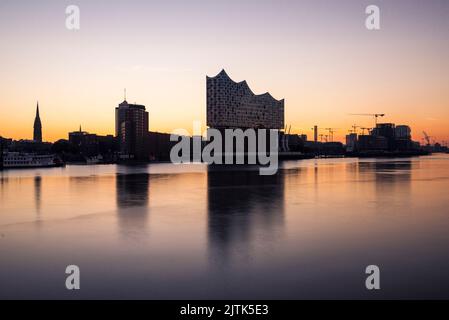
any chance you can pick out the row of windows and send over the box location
[4,160,42,165]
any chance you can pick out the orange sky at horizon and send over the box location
[0,0,448,145]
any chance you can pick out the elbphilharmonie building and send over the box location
[206,70,284,130]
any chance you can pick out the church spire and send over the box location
[33,101,42,143]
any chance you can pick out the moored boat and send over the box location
[1,152,64,169]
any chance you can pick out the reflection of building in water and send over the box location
[358,160,412,183]
[116,173,150,237]
[207,167,285,266]
[357,160,412,212]
[0,174,6,196]
[34,175,42,217]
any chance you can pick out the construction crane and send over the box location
[319,134,324,142]
[348,124,359,134]
[350,113,385,126]
[360,127,371,135]
[311,126,318,142]
[281,125,292,152]
[324,128,338,142]
[423,131,432,146]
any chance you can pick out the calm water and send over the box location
[1,155,449,299]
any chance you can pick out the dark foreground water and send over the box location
[1,155,449,299]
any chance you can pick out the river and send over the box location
[1,155,448,299]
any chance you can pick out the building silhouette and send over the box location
[205,70,285,161]
[33,102,42,143]
[206,69,284,130]
[68,126,116,158]
[115,99,149,160]
[395,125,411,139]
[347,123,418,153]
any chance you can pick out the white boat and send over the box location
[85,154,103,164]
[1,152,63,168]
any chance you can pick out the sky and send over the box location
[0,0,448,143]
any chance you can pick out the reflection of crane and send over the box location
[350,113,385,126]
[324,128,338,142]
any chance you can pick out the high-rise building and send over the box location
[115,99,149,160]
[346,133,358,152]
[33,102,42,143]
[395,125,411,139]
[372,123,396,150]
[358,135,388,151]
[206,69,284,129]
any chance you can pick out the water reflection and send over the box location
[0,172,6,200]
[34,175,42,218]
[207,166,285,266]
[358,160,412,185]
[116,172,150,238]
[2,156,449,299]
[358,160,413,213]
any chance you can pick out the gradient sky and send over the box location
[0,0,448,143]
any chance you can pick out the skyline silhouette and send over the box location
[0,0,448,143]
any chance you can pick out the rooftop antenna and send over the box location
[124,88,127,101]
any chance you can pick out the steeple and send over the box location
[33,101,42,143]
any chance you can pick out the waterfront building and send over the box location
[395,125,413,151]
[115,99,149,160]
[372,123,395,138]
[205,69,284,162]
[346,133,358,152]
[371,123,396,150]
[206,69,284,130]
[358,135,388,151]
[395,125,412,139]
[147,131,177,161]
[69,126,116,157]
